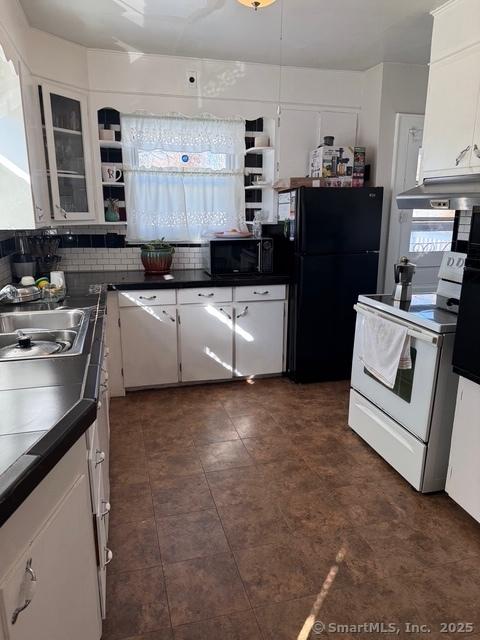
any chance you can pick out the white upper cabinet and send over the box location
[430,0,480,63]
[422,46,480,177]
[40,83,96,221]
[277,109,320,180]
[0,45,46,229]
[21,65,49,225]
[471,103,480,170]
[422,0,480,179]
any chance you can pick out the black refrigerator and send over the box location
[286,186,383,383]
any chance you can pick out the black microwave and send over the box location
[203,238,274,276]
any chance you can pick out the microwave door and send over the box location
[239,242,258,273]
[211,240,258,274]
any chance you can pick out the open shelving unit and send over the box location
[244,118,276,224]
[97,108,127,223]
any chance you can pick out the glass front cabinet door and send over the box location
[39,84,95,221]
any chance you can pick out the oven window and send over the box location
[364,347,417,403]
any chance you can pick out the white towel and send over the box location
[359,313,412,388]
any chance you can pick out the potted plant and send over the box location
[140,238,175,274]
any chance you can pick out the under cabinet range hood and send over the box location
[397,175,480,210]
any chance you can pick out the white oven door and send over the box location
[351,304,441,442]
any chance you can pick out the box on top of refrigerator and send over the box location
[309,145,366,187]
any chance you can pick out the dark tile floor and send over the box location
[103,378,480,640]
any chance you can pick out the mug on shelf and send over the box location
[101,164,122,183]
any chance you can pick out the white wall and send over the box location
[357,64,383,180]
[86,49,363,116]
[376,63,429,190]
[358,62,429,291]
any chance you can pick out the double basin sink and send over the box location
[0,308,92,361]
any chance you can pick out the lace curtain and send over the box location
[121,114,246,242]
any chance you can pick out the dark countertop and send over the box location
[0,268,290,526]
[0,285,105,526]
[66,269,290,292]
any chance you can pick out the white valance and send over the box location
[122,113,245,160]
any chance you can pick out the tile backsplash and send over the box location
[0,255,12,287]
[16,226,204,273]
[0,232,15,286]
[58,245,204,272]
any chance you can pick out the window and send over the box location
[409,209,455,253]
[121,114,246,242]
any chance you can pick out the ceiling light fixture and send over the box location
[237,0,277,10]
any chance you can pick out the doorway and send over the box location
[384,113,455,293]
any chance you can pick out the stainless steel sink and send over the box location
[0,330,77,357]
[0,308,93,362]
[0,309,85,333]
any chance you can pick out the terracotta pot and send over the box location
[141,249,173,274]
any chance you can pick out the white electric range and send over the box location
[349,292,458,492]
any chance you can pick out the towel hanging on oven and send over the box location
[359,312,412,388]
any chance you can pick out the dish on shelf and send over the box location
[214,230,252,238]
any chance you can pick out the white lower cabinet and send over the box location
[446,377,480,522]
[117,286,287,387]
[179,304,234,382]
[0,474,101,640]
[235,301,285,377]
[120,304,179,388]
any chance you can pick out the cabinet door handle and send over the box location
[162,310,176,322]
[198,292,214,298]
[55,204,68,219]
[101,501,111,518]
[11,559,37,625]
[253,290,269,295]
[474,144,480,159]
[237,305,249,318]
[105,548,114,565]
[455,145,471,166]
[219,307,232,320]
[95,449,106,467]
[139,295,156,301]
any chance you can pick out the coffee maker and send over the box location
[11,235,36,281]
[393,256,416,303]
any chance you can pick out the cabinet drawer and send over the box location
[118,289,176,307]
[234,284,286,302]
[348,390,426,491]
[177,287,232,304]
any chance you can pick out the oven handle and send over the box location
[353,303,440,345]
